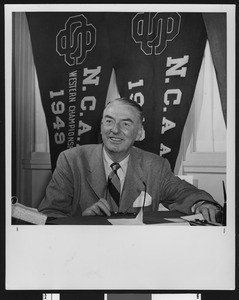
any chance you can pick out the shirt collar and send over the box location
[103,147,129,175]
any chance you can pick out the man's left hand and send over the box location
[195,202,221,222]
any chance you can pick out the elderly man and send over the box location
[38,97,221,222]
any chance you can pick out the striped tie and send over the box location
[108,162,121,207]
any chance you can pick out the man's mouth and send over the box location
[108,137,123,143]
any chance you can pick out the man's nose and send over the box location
[111,122,121,133]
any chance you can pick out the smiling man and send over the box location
[38,97,222,222]
[101,98,144,162]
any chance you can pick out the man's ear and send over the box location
[136,127,145,141]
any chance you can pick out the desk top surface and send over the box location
[46,211,185,225]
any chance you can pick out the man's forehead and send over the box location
[103,101,138,117]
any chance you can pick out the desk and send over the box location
[46,211,185,225]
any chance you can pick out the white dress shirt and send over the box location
[103,147,129,192]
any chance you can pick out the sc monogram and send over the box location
[132,13,181,55]
[56,14,96,66]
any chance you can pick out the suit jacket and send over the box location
[38,144,216,217]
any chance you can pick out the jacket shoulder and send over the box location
[132,146,171,169]
[60,144,101,161]
[132,146,165,161]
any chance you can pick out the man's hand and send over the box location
[195,201,221,222]
[82,198,111,217]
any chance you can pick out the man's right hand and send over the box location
[82,198,111,217]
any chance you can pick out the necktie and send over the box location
[108,162,121,207]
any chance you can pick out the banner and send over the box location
[27,13,113,170]
[27,12,207,171]
[203,13,227,124]
[105,12,207,170]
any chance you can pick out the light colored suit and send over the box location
[38,144,216,217]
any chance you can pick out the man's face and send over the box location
[101,101,143,161]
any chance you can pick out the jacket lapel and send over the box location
[120,148,145,213]
[86,145,146,212]
[86,144,107,199]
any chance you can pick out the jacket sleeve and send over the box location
[159,159,220,215]
[38,151,75,218]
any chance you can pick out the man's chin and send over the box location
[107,144,122,153]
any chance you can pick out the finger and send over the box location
[82,208,95,216]
[91,204,103,216]
[97,199,111,216]
[208,207,217,222]
[200,207,210,222]
[97,202,111,216]
[208,206,221,222]
[195,201,205,214]
[82,205,103,216]
[82,199,110,217]
[98,198,111,210]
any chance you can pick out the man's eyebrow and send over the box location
[104,115,114,120]
[121,118,134,123]
[104,115,134,123]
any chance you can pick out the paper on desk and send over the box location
[153,213,203,226]
[164,218,188,223]
[180,213,204,222]
[108,207,144,225]
[108,218,144,225]
[12,202,47,225]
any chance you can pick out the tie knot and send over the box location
[110,162,120,173]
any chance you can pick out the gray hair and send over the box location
[105,97,144,123]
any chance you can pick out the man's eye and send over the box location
[122,122,131,127]
[105,119,112,124]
